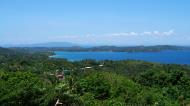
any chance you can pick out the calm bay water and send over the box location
[51,50,190,64]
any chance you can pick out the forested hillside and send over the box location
[9,45,190,52]
[0,47,190,105]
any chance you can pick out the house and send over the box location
[56,71,64,80]
[99,64,104,67]
[85,66,92,69]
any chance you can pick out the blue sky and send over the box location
[0,0,190,46]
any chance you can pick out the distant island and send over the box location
[8,45,190,52]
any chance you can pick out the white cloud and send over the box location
[108,30,174,37]
[142,31,152,35]
[47,30,176,45]
[162,30,174,36]
[141,30,174,36]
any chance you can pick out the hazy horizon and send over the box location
[1,0,190,46]
[1,41,190,48]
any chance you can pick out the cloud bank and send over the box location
[110,30,174,36]
[47,30,180,46]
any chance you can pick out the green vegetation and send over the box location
[0,47,190,105]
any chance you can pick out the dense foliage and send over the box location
[0,47,190,105]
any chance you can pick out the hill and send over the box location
[9,45,190,53]
[1,49,190,105]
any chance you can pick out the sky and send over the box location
[0,0,190,46]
